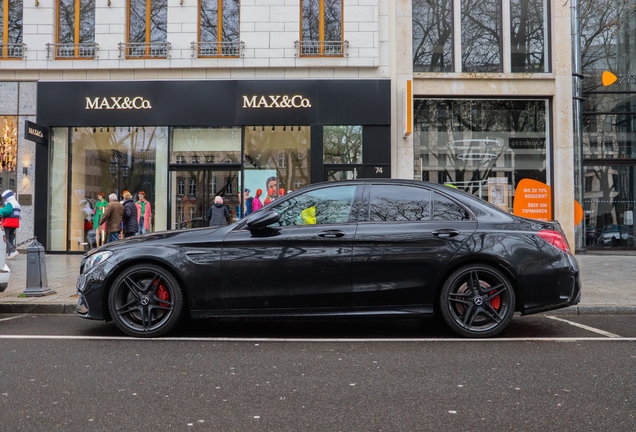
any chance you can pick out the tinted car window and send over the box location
[433,192,471,221]
[274,186,357,226]
[369,185,431,222]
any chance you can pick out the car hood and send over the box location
[84,227,223,257]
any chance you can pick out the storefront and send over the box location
[413,98,552,216]
[35,80,391,252]
[577,0,636,251]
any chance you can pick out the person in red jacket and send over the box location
[0,190,21,260]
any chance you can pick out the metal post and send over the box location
[22,239,56,297]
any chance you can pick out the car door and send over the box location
[220,184,363,310]
[351,184,477,309]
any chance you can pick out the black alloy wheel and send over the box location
[440,264,515,338]
[108,264,184,337]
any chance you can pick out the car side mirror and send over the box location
[247,210,280,230]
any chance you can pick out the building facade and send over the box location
[4,0,622,254]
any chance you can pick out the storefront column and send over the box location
[551,0,575,247]
[16,82,37,250]
[395,0,414,180]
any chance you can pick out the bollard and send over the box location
[22,240,56,297]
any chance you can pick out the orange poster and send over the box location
[513,179,552,222]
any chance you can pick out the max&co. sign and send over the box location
[25,120,48,145]
[85,97,152,110]
[242,95,312,109]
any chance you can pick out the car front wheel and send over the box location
[439,264,515,338]
[108,264,183,337]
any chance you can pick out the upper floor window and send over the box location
[56,0,95,58]
[413,0,549,73]
[510,0,548,72]
[412,0,453,72]
[300,0,344,56]
[198,0,240,57]
[127,0,167,58]
[0,0,23,59]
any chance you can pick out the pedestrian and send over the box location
[252,189,263,212]
[93,192,107,246]
[136,191,151,235]
[240,189,253,218]
[99,193,125,243]
[0,190,21,260]
[207,196,230,226]
[122,191,138,238]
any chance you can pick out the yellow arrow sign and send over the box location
[602,71,618,86]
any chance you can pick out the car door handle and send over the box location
[432,229,460,238]
[318,230,346,238]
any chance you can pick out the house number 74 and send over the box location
[375,167,383,174]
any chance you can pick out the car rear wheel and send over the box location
[108,264,183,337]
[439,264,515,338]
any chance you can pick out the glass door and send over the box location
[170,169,240,230]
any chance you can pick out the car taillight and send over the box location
[538,230,572,255]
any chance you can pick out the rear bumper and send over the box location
[516,254,582,316]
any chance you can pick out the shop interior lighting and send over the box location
[100,127,103,132]
[272,126,275,132]
[253,126,255,131]
[283,126,286,131]
[291,126,294,131]
[262,126,264,132]
[135,127,138,132]
[74,127,78,132]
[93,128,96,133]
[106,127,109,132]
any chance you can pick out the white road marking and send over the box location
[545,315,621,338]
[0,335,634,342]
[0,315,27,323]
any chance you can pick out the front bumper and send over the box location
[75,262,114,321]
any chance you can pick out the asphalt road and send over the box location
[1,314,635,431]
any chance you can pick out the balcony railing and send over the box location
[119,42,170,59]
[0,43,26,59]
[295,40,349,57]
[47,43,98,59]
[191,41,244,58]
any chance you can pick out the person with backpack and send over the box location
[0,190,21,260]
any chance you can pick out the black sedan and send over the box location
[76,180,581,338]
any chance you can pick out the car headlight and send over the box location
[84,251,113,273]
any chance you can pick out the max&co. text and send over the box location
[85,97,152,110]
[243,95,311,109]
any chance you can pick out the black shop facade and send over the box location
[34,79,391,252]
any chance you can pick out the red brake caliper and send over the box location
[157,283,170,313]
[489,290,501,310]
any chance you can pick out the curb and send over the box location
[0,303,77,314]
[543,306,636,315]
[1,304,636,315]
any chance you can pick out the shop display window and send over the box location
[171,127,241,164]
[0,0,23,59]
[323,125,362,164]
[48,127,168,252]
[0,116,18,226]
[244,126,311,212]
[413,99,549,213]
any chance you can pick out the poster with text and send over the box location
[513,179,552,221]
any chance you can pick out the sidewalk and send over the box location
[0,253,635,315]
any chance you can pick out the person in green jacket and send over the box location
[93,192,107,246]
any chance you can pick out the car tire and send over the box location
[439,264,515,338]
[108,264,184,338]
